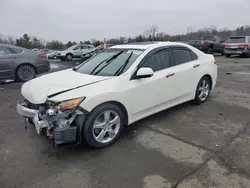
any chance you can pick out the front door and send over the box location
[0,47,16,80]
[128,48,176,121]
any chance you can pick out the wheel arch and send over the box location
[87,100,129,126]
[202,74,213,90]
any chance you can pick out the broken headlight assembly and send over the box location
[46,97,86,115]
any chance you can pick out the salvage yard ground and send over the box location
[0,56,250,188]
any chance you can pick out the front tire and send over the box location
[65,53,73,61]
[16,64,36,82]
[207,48,213,54]
[193,76,211,105]
[83,103,125,148]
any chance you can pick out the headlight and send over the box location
[55,97,85,111]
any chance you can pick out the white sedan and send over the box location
[17,42,217,148]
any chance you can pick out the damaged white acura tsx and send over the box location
[17,42,217,148]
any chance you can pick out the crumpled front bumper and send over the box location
[16,103,81,145]
[17,103,49,135]
[17,103,38,118]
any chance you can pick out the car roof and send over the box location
[229,36,250,38]
[0,43,26,50]
[111,41,191,50]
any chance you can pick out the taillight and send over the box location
[238,43,249,48]
[39,53,47,58]
[203,41,207,47]
[224,44,231,48]
[214,60,217,65]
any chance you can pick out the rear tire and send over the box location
[193,76,211,105]
[83,103,125,148]
[16,64,36,82]
[226,54,231,58]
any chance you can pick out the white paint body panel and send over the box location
[21,42,217,125]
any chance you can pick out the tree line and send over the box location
[1,25,250,50]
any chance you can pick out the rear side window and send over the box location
[8,48,24,54]
[191,51,198,60]
[227,37,246,43]
[142,49,171,71]
[172,49,192,65]
[0,47,11,56]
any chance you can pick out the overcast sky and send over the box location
[1,0,249,42]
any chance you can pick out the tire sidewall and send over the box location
[194,76,211,105]
[83,103,125,148]
[16,65,36,82]
[66,54,73,61]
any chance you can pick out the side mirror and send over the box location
[136,67,154,79]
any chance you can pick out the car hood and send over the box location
[21,69,111,104]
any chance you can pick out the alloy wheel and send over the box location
[92,110,121,144]
[198,79,210,101]
[18,65,36,81]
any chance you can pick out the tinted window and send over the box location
[8,48,23,54]
[0,47,11,56]
[142,50,171,71]
[202,36,215,41]
[227,37,246,43]
[172,49,192,65]
[191,51,198,60]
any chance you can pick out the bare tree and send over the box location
[5,36,16,45]
[144,25,158,40]
[187,27,193,40]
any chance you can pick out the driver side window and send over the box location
[142,49,171,72]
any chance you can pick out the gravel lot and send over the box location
[0,56,250,188]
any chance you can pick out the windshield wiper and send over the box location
[114,51,133,76]
[92,51,124,75]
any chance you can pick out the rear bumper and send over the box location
[224,48,250,55]
[36,61,50,74]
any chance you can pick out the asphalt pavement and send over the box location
[1,56,250,188]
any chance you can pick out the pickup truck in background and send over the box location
[188,35,225,55]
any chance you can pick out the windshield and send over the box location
[67,45,78,50]
[76,49,143,76]
[226,37,246,43]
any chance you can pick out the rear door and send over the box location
[0,47,17,79]
[169,46,200,101]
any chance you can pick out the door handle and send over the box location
[193,64,200,68]
[166,73,175,78]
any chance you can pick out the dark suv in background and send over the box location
[188,35,225,55]
[224,36,250,57]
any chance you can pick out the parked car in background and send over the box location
[224,36,250,57]
[47,50,57,59]
[40,49,52,54]
[0,44,50,82]
[188,35,225,55]
[32,48,39,51]
[56,44,95,61]
[17,42,217,148]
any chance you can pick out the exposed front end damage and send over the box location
[17,99,88,145]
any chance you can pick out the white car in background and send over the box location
[56,44,95,61]
[17,42,217,148]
